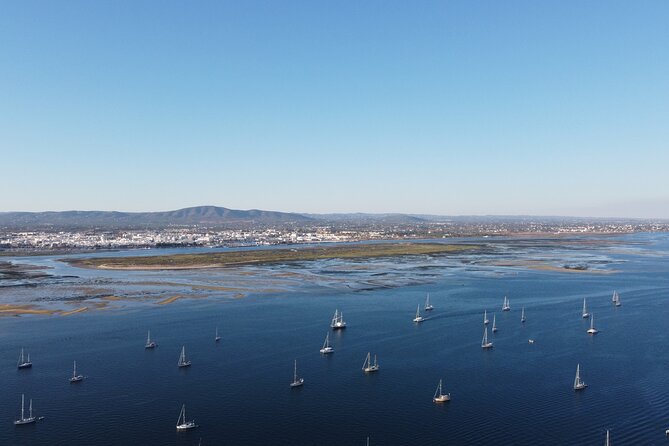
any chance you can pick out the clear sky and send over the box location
[1,1,668,217]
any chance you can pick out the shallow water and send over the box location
[2,233,669,445]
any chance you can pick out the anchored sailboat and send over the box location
[573,363,587,390]
[492,313,498,332]
[483,310,489,325]
[145,330,157,349]
[319,332,334,354]
[413,304,424,323]
[582,298,590,319]
[481,326,493,349]
[17,349,32,369]
[587,314,599,334]
[69,360,84,383]
[362,352,379,373]
[432,379,451,403]
[424,293,433,311]
[290,359,304,387]
[331,309,347,329]
[178,346,192,367]
[502,296,510,311]
[215,327,221,342]
[176,404,197,430]
[521,307,526,323]
[14,394,37,425]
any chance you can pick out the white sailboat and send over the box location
[319,332,334,354]
[331,309,347,329]
[502,296,510,311]
[573,363,587,390]
[605,429,610,446]
[178,346,192,367]
[17,348,32,369]
[432,379,451,403]
[13,394,37,425]
[215,327,221,342]
[612,290,621,307]
[481,326,493,349]
[587,313,599,334]
[521,307,526,323]
[483,310,489,325]
[582,298,590,318]
[492,313,498,332]
[290,359,304,387]
[145,330,157,349]
[362,352,379,373]
[176,404,197,430]
[424,293,434,311]
[69,360,84,383]
[413,304,424,323]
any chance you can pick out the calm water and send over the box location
[2,233,669,445]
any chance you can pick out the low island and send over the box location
[64,242,479,270]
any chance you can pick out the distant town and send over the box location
[2,208,668,251]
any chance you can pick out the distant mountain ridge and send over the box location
[0,206,314,229]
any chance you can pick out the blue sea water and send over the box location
[1,233,669,445]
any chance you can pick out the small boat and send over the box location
[528,339,535,344]
[587,313,599,335]
[290,359,304,387]
[582,298,590,319]
[481,326,493,349]
[178,346,192,368]
[362,352,379,373]
[612,290,621,307]
[17,349,32,369]
[413,304,424,323]
[432,379,451,403]
[14,394,37,425]
[145,330,157,349]
[331,309,347,329]
[483,310,489,325]
[319,332,334,354]
[215,327,221,342]
[176,404,197,430]
[502,296,510,311]
[492,314,498,332]
[424,293,434,311]
[605,429,610,446]
[521,307,526,323]
[573,363,587,390]
[69,360,84,383]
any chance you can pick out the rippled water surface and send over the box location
[2,233,669,445]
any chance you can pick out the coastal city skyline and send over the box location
[2,1,668,218]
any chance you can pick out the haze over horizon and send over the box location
[2,1,668,218]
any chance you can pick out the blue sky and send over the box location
[1,1,668,217]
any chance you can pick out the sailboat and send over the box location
[587,313,599,334]
[17,348,32,369]
[331,309,347,329]
[573,363,587,390]
[424,293,434,311]
[432,379,451,403]
[290,359,304,387]
[582,298,590,318]
[69,360,84,383]
[605,429,610,446]
[362,352,379,373]
[176,404,197,430]
[145,330,157,349]
[319,332,334,354]
[521,307,526,323]
[481,326,493,349]
[492,314,498,332]
[13,394,37,425]
[215,327,221,342]
[178,346,192,367]
[502,296,511,311]
[483,310,489,325]
[413,304,424,323]
[612,291,621,307]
